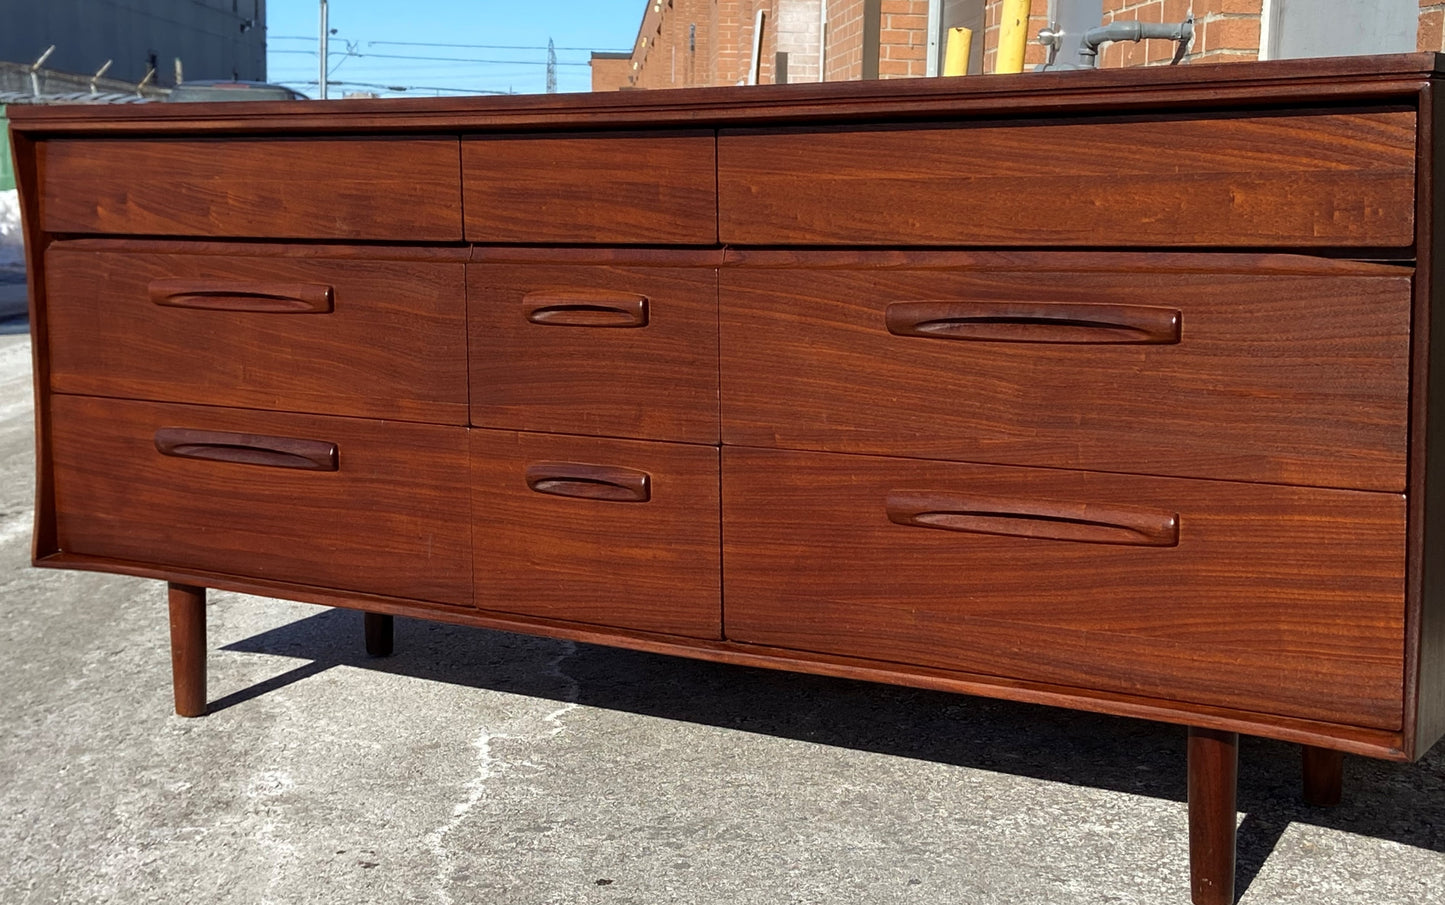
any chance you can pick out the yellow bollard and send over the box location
[943,27,973,76]
[995,0,1032,74]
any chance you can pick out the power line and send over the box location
[269,35,624,52]
[274,78,517,96]
[347,50,590,67]
[371,40,628,52]
[269,49,589,67]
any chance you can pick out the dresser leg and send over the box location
[1301,745,1343,807]
[167,583,207,717]
[1188,727,1238,905]
[364,613,394,657]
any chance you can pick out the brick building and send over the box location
[599,0,1440,90]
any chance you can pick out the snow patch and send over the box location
[0,189,23,267]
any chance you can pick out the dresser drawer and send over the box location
[469,253,719,443]
[462,132,716,244]
[45,245,469,424]
[723,448,1406,729]
[50,397,473,605]
[718,108,1415,247]
[40,138,462,240]
[721,253,1411,491]
[473,430,720,638]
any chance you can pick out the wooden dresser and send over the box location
[12,52,1445,905]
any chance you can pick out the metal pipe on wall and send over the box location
[819,0,828,82]
[996,0,1032,73]
[747,9,766,85]
[319,0,329,99]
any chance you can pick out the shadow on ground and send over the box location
[221,607,1445,900]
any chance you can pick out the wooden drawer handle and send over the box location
[155,428,339,471]
[523,289,649,327]
[886,491,1179,547]
[149,278,334,313]
[885,301,1180,344]
[525,462,651,502]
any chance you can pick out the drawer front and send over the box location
[469,259,719,443]
[473,430,720,638]
[718,109,1415,247]
[462,132,716,244]
[723,448,1406,729]
[40,138,462,240]
[45,246,469,424]
[50,396,473,605]
[721,255,1411,491]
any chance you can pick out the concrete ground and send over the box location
[1,329,1443,905]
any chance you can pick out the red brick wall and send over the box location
[590,56,632,91]
[606,0,1445,92]
[827,0,867,80]
[1422,0,1445,51]
[629,0,722,89]
[879,0,931,78]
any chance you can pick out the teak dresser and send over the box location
[12,52,1445,904]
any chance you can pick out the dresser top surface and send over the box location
[9,52,1443,137]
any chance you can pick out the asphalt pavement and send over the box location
[1,330,1443,904]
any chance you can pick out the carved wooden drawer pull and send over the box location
[885,491,1179,547]
[885,300,1181,344]
[523,289,649,327]
[525,462,652,502]
[154,428,339,471]
[149,278,335,313]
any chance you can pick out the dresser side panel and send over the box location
[1413,81,1445,759]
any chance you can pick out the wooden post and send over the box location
[167,583,207,717]
[1302,745,1344,807]
[364,612,394,657]
[1188,727,1238,905]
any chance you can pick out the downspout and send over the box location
[925,0,942,77]
[819,0,828,82]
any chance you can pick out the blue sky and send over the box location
[265,1,645,98]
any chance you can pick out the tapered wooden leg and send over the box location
[1188,727,1238,905]
[167,583,207,717]
[1301,745,1343,807]
[364,613,394,657]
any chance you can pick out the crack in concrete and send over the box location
[426,640,580,905]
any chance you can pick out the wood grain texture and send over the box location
[39,138,462,240]
[45,247,469,425]
[722,447,1407,729]
[1411,82,1445,760]
[1188,728,1238,905]
[462,132,716,244]
[469,260,719,442]
[10,128,60,562]
[29,549,1413,759]
[719,109,1416,247]
[473,430,721,639]
[167,583,207,718]
[721,254,1411,491]
[49,396,473,605]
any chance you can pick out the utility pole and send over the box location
[546,38,557,93]
[319,0,329,99]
